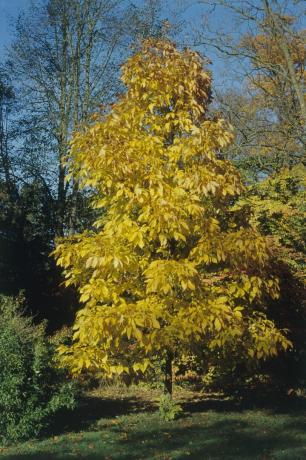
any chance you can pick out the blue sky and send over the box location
[0,0,234,88]
[0,0,304,89]
[0,0,27,59]
[0,1,229,55]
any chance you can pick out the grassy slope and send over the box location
[1,387,306,460]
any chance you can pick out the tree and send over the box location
[194,0,305,179]
[236,164,306,388]
[10,0,119,235]
[0,0,172,327]
[0,72,15,198]
[192,1,306,388]
[231,18,305,177]
[54,39,291,395]
[9,0,169,236]
[0,70,75,326]
[238,165,305,274]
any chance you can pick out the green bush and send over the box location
[0,295,78,444]
[158,394,182,421]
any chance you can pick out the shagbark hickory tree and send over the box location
[54,40,291,394]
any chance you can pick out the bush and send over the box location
[158,394,182,421]
[0,295,78,444]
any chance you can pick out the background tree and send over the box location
[194,0,305,180]
[0,0,171,328]
[10,0,168,236]
[54,39,290,395]
[189,0,306,389]
[235,164,306,389]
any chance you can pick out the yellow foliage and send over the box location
[53,39,291,376]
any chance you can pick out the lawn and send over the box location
[1,387,306,460]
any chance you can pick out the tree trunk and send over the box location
[164,352,173,397]
[262,0,306,125]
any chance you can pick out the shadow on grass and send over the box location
[3,416,306,460]
[2,394,306,460]
[49,393,156,435]
[183,391,306,416]
[119,419,306,460]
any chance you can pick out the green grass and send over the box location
[1,387,306,459]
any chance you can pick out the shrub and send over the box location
[158,394,182,421]
[0,295,78,444]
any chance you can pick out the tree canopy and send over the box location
[53,39,291,389]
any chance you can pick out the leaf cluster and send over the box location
[53,39,291,379]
